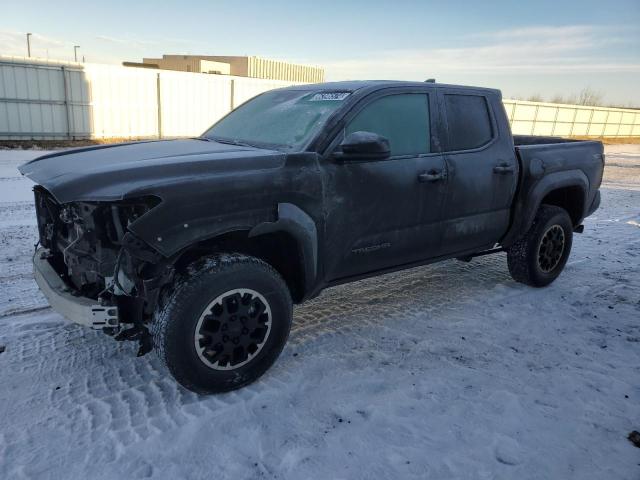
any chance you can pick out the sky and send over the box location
[2,0,639,106]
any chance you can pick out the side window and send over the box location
[345,94,430,156]
[443,94,493,151]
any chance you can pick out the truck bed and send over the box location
[513,134,584,146]
[514,136,604,213]
[501,136,605,247]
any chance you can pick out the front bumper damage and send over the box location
[33,248,119,330]
[30,188,168,356]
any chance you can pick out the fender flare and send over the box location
[248,203,318,295]
[502,170,589,247]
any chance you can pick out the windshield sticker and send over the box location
[308,92,351,101]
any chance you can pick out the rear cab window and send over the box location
[443,94,493,151]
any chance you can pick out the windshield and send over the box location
[202,89,350,150]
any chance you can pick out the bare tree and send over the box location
[577,87,604,106]
[515,89,637,108]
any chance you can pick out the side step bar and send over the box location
[456,247,505,263]
[458,224,585,264]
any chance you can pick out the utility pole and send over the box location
[26,33,32,57]
[74,45,80,62]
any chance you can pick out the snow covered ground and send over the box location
[0,145,638,479]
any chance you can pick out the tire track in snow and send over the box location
[1,150,639,479]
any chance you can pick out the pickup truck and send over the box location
[19,81,604,394]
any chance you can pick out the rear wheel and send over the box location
[507,205,573,287]
[152,254,292,394]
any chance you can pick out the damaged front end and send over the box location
[33,187,173,355]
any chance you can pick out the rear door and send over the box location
[437,89,518,254]
[322,89,447,281]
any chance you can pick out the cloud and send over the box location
[95,35,159,49]
[95,35,131,44]
[0,30,82,62]
[0,30,188,63]
[0,30,68,56]
[2,25,638,84]
[323,25,640,80]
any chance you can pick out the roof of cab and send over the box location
[285,80,500,96]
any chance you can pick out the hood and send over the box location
[18,139,285,203]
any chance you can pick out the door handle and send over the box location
[493,163,515,174]
[418,170,445,183]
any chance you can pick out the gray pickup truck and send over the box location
[19,80,604,393]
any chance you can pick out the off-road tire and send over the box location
[152,253,292,394]
[507,205,573,287]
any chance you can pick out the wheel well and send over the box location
[541,186,585,226]
[173,230,306,303]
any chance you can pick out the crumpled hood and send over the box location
[18,139,285,203]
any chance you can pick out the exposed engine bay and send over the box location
[33,187,172,355]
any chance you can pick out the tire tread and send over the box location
[507,205,572,287]
[151,253,291,394]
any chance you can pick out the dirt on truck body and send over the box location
[19,80,604,393]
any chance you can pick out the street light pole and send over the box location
[26,33,32,57]
[74,45,80,62]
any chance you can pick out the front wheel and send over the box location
[152,254,292,394]
[507,205,574,287]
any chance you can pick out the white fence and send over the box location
[0,56,299,140]
[503,99,640,138]
[1,56,639,140]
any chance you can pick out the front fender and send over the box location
[249,203,318,296]
[129,202,276,258]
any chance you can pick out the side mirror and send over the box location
[333,131,391,162]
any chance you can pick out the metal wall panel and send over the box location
[0,60,85,139]
[1,57,638,140]
[503,99,640,138]
[246,56,323,82]
[232,77,298,108]
[158,70,232,137]
[83,63,159,139]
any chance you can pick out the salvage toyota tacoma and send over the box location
[19,81,604,394]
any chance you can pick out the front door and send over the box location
[322,90,447,281]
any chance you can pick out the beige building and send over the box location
[140,56,230,75]
[136,55,324,83]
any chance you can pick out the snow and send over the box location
[0,146,638,479]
